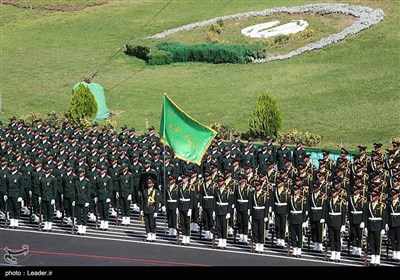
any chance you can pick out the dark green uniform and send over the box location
[141,186,161,234]
[6,171,24,219]
[118,171,134,217]
[40,174,57,222]
[62,172,76,217]
[75,177,90,226]
[96,174,113,221]
[0,166,9,213]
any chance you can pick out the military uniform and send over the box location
[75,174,90,234]
[235,178,251,244]
[322,188,346,261]
[96,172,113,229]
[273,179,290,247]
[118,168,134,225]
[308,182,327,251]
[288,186,308,257]
[178,176,194,245]
[141,180,161,241]
[164,175,179,236]
[62,169,76,219]
[347,188,367,256]
[39,171,57,230]
[214,178,232,249]
[388,190,400,261]
[6,169,24,227]
[250,181,269,253]
[200,174,217,240]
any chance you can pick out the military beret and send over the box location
[296,140,303,145]
[218,174,226,181]
[43,164,52,170]
[373,143,382,148]
[121,163,129,169]
[147,126,155,131]
[77,168,86,174]
[210,162,218,168]
[233,133,240,137]
[391,188,400,195]
[253,176,261,184]
[392,141,400,146]
[331,187,340,193]
[340,148,348,155]
[318,159,326,163]
[312,181,321,187]
[304,154,311,159]
[299,163,307,169]
[280,140,287,145]
[293,184,302,191]
[168,174,177,180]
[371,190,379,197]
[334,177,343,184]
[132,153,140,158]
[358,146,367,151]
[265,136,272,142]
[129,128,136,132]
[9,162,17,168]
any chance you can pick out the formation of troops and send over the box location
[1,116,400,266]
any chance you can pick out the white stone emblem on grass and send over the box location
[241,20,309,38]
[150,3,384,63]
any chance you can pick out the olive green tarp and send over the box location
[73,82,110,121]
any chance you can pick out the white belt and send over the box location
[167,199,177,203]
[180,198,190,202]
[203,196,213,199]
[368,217,382,221]
[253,206,265,210]
[390,213,400,216]
[351,211,363,214]
[237,199,249,203]
[217,202,228,206]
[311,207,322,210]
[290,210,302,214]
[329,212,342,216]
[275,202,287,206]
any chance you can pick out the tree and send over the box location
[68,84,97,125]
[248,92,282,139]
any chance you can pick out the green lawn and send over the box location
[1,0,399,151]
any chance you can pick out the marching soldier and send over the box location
[235,174,251,244]
[347,184,367,257]
[20,156,33,216]
[273,177,290,247]
[62,163,76,226]
[75,169,90,235]
[130,153,142,211]
[164,174,179,236]
[178,173,194,245]
[288,184,308,257]
[321,150,335,173]
[31,161,44,222]
[39,165,57,231]
[214,175,232,249]
[141,175,161,242]
[366,190,388,266]
[292,141,306,169]
[276,140,292,171]
[388,188,400,261]
[5,163,24,228]
[95,167,113,230]
[118,163,134,225]
[308,181,327,252]
[250,177,269,253]
[200,169,217,240]
[0,159,9,220]
[322,187,346,262]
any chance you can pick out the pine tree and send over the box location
[68,84,97,125]
[249,92,282,139]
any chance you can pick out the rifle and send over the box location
[29,192,33,224]
[212,221,217,249]
[198,207,203,240]
[38,200,42,231]
[115,197,120,226]
[4,198,8,228]
[176,212,180,245]
[95,201,99,230]
[71,203,75,234]
[363,230,368,266]
[60,195,64,227]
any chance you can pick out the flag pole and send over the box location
[163,95,167,237]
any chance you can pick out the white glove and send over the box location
[106,198,111,203]
[212,211,216,220]
[84,202,89,207]
[247,209,250,216]
[385,224,389,231]
[226,213,230,220]
[94,197,98,204]
[176,208,179,216]
[187,209,192,217]
[231,204,235,209]
[197,202,200,208]
[199,206,203,212]
[38,197,41,204]
[249,216,252,223]
[268,206,272,213]
[127,194,132,201]
[302,222,307,228]
[116,192,119,199]
[381,229,385,236]
[61,194,64,201]
[133,203,139,211]
[320,218,325,224]
[3,195,7,201]
[29,191,32,197]
[72,201,75,206]
[364,228,368,237]
[271,212,275,220]
[161,206,166,212]
[140,211,144,216]
[359,222,365,229]
[340,225,345,233]
[51,199,55,205]
[17,197,22,202]
[154,212,158,218]
[264,217,268,223]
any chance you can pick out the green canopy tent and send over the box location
[73,81,110,121]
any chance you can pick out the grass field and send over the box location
[1,0,399,151]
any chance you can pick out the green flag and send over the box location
[160,94,217,165]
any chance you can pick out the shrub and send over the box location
[248,92,282,139]
[67,84,98,125]
[209,122,236,140]
[209,23,223,34]
[277,130,322,147]
[147,49,172,65]
[297,29,315,40]
[125,45,150,61]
